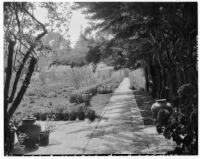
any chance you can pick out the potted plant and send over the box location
[11,143,25,155]
[17,117,41,150]
[151,99,172,120]
[63,111,69,121]
[13,132,29,154]
[76,106,85,120]
[82,93,92,106]
[54,107,65,121]
[86,109,96,121]
[39,121,56,146]
[69,110,76,121]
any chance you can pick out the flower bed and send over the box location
[69,79,112,104]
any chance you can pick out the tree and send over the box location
[77,2,197,99]
[4,2,72,155]
[77,2,198,154]
[49,33,90,68]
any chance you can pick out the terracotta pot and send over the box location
[87,109,95,121]
[17,117,41,148]
[151,99,172,119]
[69,111,76,121]
[39,132,49,146]
[106,86,112,93]
[11,144,25,155]
[63,112,69,121]
[157,109,170,125]
[55,113,64,121]
[82,93,92,102]
[98,86,104,93]
[77,110,85,120]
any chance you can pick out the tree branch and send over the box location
[23,7,47,34]
[8,57,37,118]
[9,9,47,103]
[4,39,16,111]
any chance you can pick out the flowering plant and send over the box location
[18,133,29,145]
[44,121,56,134]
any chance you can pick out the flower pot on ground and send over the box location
[11,144,25,155]
[17,117,41,149]
[82,93,92,103]
[54,106,65,121]
[63,112,69,121]
[86,109,96,121]
[54,113,64,121]
[151,99,172,120]
[39,132,49,146]
[76,106,85,120]
[46,112,54,120]
[157,109,170,126]
[106,85,112,93]
[40,121,56,146]
[69,111,76,121]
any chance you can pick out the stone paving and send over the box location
[83,78,176,154]
[27,77,176,155]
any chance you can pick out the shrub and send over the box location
[69,94,83,104]
[68,66,97,89]
[40,113,47,121]
[33,112,40,120]
[69,79,112,104]
[154,83,198,155]
[97,85,112,94]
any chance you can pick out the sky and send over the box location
[34,3,89,48]
[68,9,89,47]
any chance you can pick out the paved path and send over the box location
[27,77,175,155]
[83,77,175,154]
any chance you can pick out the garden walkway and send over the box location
[27,77,175,155]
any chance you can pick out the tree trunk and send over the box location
[144,65,149,93]
[149,64,157,98]
[4,40,16,155]
[8,57,37,118]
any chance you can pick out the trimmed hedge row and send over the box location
[69,79,112,104]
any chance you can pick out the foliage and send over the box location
[67,66,97,89]
[77,2,198,155]
[77,2,197,97]
[44,121,56,134]
[17,133,29,145]
[69,79,112,104]
[4,2,72,155]
[86,108,96,121]
[154,83,197,155]
[48,33,89,68]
